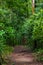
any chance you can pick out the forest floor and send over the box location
[7,46,43,65]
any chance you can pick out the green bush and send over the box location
[35,49,43,62]
[0,30,6,64]
[5,26,16,46]
[32,10,43,49]
[21,16,34,48]
[21,10,43,50]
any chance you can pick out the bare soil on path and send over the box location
[7,46,43,65]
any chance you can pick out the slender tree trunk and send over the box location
[32,0,35,14]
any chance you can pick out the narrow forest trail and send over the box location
[7,46,43,65]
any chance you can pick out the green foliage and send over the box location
[21,16,34,48]
[34,49,43,62]
[0,30,5,53]
[0,0,43,46]
[21,10,43,49]
[35,0,43,12]
[0,30,5,64]
[0,0,30,46]
[32,10,43,48]
[0,0,43,63]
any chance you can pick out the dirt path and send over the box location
[7,46,43,65]
[10,52,34,62]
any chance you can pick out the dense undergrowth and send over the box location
[0,0,43,65]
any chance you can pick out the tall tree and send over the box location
[32,0,35,14]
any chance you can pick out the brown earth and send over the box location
[7,46,43,65]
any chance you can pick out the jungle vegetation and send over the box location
[0,0,43,64]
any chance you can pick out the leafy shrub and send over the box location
[21,16,34,48]
[21,9,43,50]
[5,26,16,46]
[34,49,43,62]
[0,30,6,64]
[32,10,43,49]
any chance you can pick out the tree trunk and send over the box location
[32,0,35,14]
